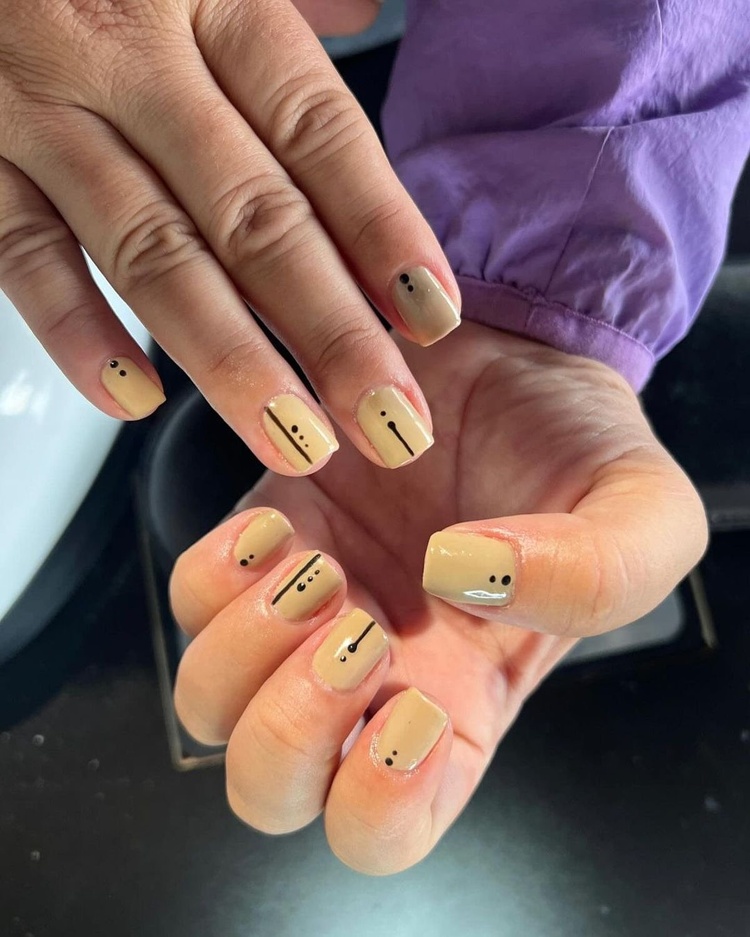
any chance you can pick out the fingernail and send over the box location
[271,552,343,621]
[101,357,165,419]
[423,531,516,607]
[262,395,338,473]
[392,268,460,346]
[376,688,448,771]
[356,387,433,468]
[313,608,389,690]
[234,510,294,569]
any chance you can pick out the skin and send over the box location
[0,0,458,474]
[169,322,709,875]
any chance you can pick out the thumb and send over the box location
[422,450,709,637]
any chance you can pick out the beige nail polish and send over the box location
[392,268,460,346]
[233,510,294,569]
[423,531,516,607]
[313,608,389,690]
[262,395,338,473]
[101,357,165,419]
[376,688,448,771]
[356,388,433,468]
[272,552,343,621]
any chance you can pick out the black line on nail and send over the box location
[264,408,313,465]
[346,620,377,654]
[386,421,414,457]
[272,553,321,605]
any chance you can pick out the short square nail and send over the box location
[262,395,338,472]
[392,268,460,346]
[356,387,433,468]
[234,510,294,569]
[375,688,448,771]
[101,357,165,419]
[271,552,343,621]
[422,531,516,606]
[312,609,389,690]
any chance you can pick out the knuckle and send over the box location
[247,692,317,766]
[350,197,403,253]
[110,207,201,292]
[310,314,378,382]
[200,336,268,392]
[585,529,631,634]
[210,182,312,267]
[271,77,362,160]
[0,211,68,279]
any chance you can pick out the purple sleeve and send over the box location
[381,0,750,391]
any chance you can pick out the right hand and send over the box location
[169,321,708,873]
[0,0,460,474]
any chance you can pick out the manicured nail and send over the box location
[262,395,338,473]
[376,688,448,771]
[234,510,294,569]
[271,552,343,621]
[313,608,389,690]
[392,268,460,346]
[423,531,516,607]
[356,387,433,468]
[101,357,165,419]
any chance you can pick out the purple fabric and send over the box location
[382,0,750,390]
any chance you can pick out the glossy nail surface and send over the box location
[234,511,294,569]
[262,396,338,472]
[423,531,516,606]
[101,357,165,419]
[392,268,460,346]
[376,688,448,771]
[271,552,342,621]
[356,387,433,468]
[313,608,389,691]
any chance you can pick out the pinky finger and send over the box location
[0,157,165,420]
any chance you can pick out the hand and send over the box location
[169,322,708,874]
[0,0,459,474]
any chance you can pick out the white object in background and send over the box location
[0,257,150,629]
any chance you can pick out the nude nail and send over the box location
[233,510,294,570]
[423,531,516,607]
[376,688,448,771]
[262,395,338,473]
[101,357,165,419]
[392,268,460,346]
[356,387,433,468]
[313,609,388,691]
[271,552,343,621]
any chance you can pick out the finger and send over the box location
[96,47,437,467]
[324,687,453,875]
[196,0,462,345]
[422,448,709,636]
[0,158,164,420]
[226,607,390,835]
[174,550,345,745]
[169,507,296,638]
[291,0,381,36]
[12,108,339,475]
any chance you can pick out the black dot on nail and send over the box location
[380,410,386,417]
[305,445,309,448]
[314,569,320,575]
[407,285,415,292]
[502,575,512,585]
[340,656,347,662]
[387,421,396,430]
[307,576,313,582]
[297,583,306,592]
[110,360,118,368]
[240,559,248,566]
[399,274,409,284]
[489,575,496,583]
[119,370,127,377]
[249,554,254,560]
[291,425,298,433]
[299,435,304,440]
[385,757,393,766]
[392,750,398,755]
